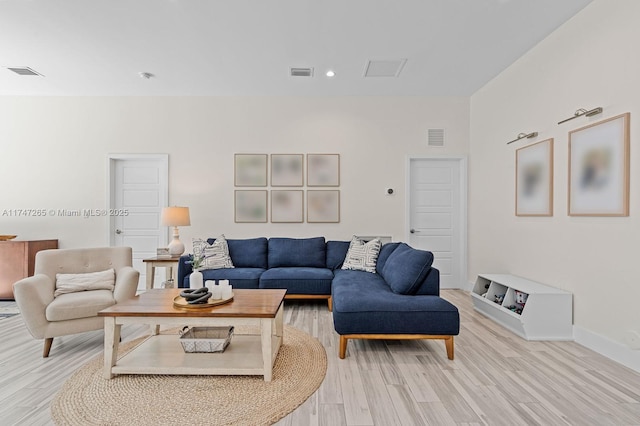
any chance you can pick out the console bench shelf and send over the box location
[470,274,573,341]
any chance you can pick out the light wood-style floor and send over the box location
[1,290,639,425]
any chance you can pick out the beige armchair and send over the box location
[13,247,139,357]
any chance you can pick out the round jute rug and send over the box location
[51,325,326,426]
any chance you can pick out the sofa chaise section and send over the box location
[331,243,460,360]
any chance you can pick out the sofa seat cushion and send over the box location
[380,243,434,295]
[331,270,459,336]
[188,268,265,289]
[259,267,333,295]
[268,237,326,268]
[46,290,115,322]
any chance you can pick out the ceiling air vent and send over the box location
[290,67,314,77]
[364,59,407,77]
[428,129,445,147]
[7,66,43,76]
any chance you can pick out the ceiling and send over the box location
[0,0,593,97]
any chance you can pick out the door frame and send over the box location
[106,153,169,247]
[405,155,468,290]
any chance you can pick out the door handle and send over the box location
[115,229,123,235]
[410,228,420,234]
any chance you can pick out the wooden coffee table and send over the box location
[98,289,285,381]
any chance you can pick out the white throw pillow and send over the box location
[341,236,381,273]
[54,268,115,297]
[192,235,235,270]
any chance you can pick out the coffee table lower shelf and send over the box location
[113,334,282,376]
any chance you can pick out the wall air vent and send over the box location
[364,59,407,77]
[7,66,43,76]
[428,129,445,147]
[290,67,314,77]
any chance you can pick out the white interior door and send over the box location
[408,158,467,289]
[108,154,168,291]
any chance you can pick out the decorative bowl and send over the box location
[0,235,17,241]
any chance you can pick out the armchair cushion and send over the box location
[46,289,115,322]
[54,268,115,297]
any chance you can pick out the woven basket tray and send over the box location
[179,326,234,353]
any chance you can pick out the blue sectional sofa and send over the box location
[177,236,460,359]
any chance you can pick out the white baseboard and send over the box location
[573,325,640,374]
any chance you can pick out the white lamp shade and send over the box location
[161,207,191,227]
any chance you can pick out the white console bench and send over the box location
[470,274,573,340]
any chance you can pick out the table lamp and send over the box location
[161,206,191,256]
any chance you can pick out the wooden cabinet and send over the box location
[0,240,58,300]
[470,274,573,340]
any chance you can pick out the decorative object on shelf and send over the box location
[156,247,171,258]
[516,138,554,216]
[568,112,630,216]
[271,154,304,186]
[307,190,340,223]
[0,235,17,241]
[271,190,304,223]
[234,190,268,222]
[179,326,234,353]
[160,206,190,256]
[557,106,603,125]
[307,154,340,186]
[506,132,538,145]
[235,154,268,186]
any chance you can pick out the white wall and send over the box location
[470,0,640,371]
[0,96,469,250]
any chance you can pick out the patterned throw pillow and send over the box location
[192,235,235,270]
[341,236,381,273]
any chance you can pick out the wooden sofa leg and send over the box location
[339,335,348,359]
[43,337,53,358]
[445,336,454,360]
[328,296,333,312]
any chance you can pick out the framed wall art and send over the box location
[234,154,268,187]
[307,190,340,223]
[307,154,340,186]
[271,190,303,223]
[516,138,554,216]
[271,154,303,186]
[568,113,630,216]
[234,190,268,222]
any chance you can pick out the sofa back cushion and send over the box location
[208,237,268,269]
[380,243,434,295]
[268,237,326,268]
[375,242,401,274]
[326,240,350,270]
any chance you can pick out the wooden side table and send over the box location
[142,256,180,290]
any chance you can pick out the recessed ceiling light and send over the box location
[326,70,336,77]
